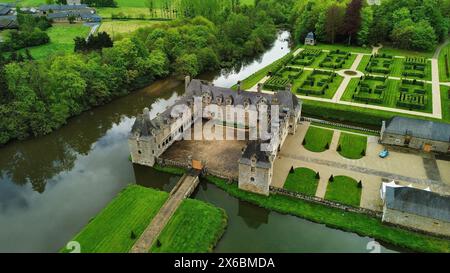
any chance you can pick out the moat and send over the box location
[0,31,399,253]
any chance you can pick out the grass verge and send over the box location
[204,175,450,253]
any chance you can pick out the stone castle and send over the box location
[129,77,302,195]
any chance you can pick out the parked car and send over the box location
[379,149,389,158]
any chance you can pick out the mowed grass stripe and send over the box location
[337,133,367,160]
[61,185,168,253]
[325,175,361,207]
[151,199,227,253]
[303,126,334,153]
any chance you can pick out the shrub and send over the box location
[358,181,363,188]
[329,175,334,182]
[361,149,366,156]
[302,138,306,145]
[290,166,295,173]
[130,231,136,240]
[325,143,329,150]
[315,172,320,179]
[337,144,341,152]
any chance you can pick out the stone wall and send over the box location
[382,206,450,238]
[129,137,155,167]
[239,163,271,196]
[270,186,383,218]
[302,117,381,135]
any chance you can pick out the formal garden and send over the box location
[296,70,341,97]
[284,167,319,196]
[351,75,388,104]
[318,49,355,70]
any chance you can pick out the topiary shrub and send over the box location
[361,149,366,156]
[290,166,295,173]
[357,180,363,188]
[316,172,320,179]
[302,138,306,145]
[337,145,341,152]
[329,175,334,182]
[130,231,136,240]
[325,143,330,150]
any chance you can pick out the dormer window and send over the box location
[216,96,223,105]
[225,96,233,105]
[202,92,211,105]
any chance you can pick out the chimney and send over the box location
[185,75,191,91]
[257,83,262,93]
[237,81,241,94]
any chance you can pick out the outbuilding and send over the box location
[380,116,450,153]
[304,32,316,46]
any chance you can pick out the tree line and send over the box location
[0,0,291,145]
[292,0,450,51]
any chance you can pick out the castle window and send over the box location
[138,150,142,154]
[250,177,255,182]
[251,167,256,173]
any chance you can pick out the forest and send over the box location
[0,0,293,145]
[292,0,450,51]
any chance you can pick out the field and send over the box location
[98,20,165,38]
[151,198,227,253]
[379,45,434,58]
[205,175,450,253]
[61,185,168,253]
[18,23,90,59]
[284,167,319,196]
[302,126,334,153]
[337,133,367,160]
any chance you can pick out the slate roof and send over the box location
[131,79,301,140]
[385,186,450,222]
[306,32,315,39]
[0,15,18,29]
[0,6,11,16]
[39,4,88,11]
[47,11,101,21]
[384,116,450,142]
[186,79,300,111]
[240,141,272,168]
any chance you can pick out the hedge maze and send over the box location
[319,50,351,69]
[402,57,427,79]
[264,66,303,90]
[365,54,393,75]
[396,79,428,110]
[290,49,322,66]
[351,75,387,104]
[297,70,337,96]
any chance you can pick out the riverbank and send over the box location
[61,184,227,253]
[203,176,450,253]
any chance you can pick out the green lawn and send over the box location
[18,23,90,59]
[356,55,371,71]
[204,175,450,253]
[438,43,450,82]
[284,167,319,196]
[61,185,168,253]
[325,175,361,207]
[441,85,450,121]
[304,43,372,54]
[151,198,227,253]
[302,126,334,152]
[99,20,167,40]
[379,46,434,58]
[337,133,367,160]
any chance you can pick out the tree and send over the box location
[175,53,199,77]
[357,6,373,46]
[68,15,76,24]
[342,0,363,45]
[324,4,345,44]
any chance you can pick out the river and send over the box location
[0,31,398,253]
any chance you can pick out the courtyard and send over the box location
[160,124,248,178]
[272,122,450,212]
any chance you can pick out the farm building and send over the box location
[380,116,450,153]
[0,15,18,30]
[381,182,450,237]
[304,32,316,46]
